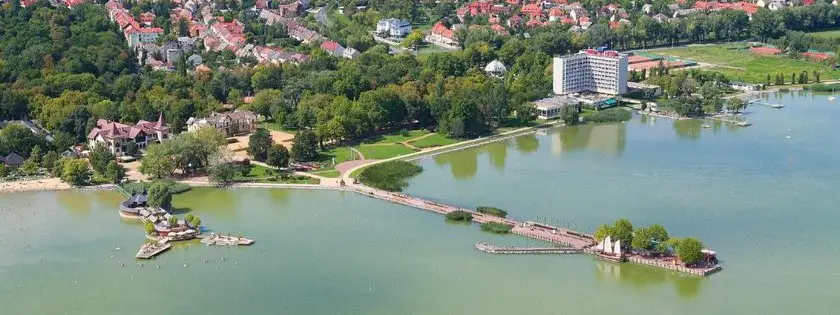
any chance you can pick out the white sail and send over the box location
[595,239,605,251]
[614,240,622,256]
[603,236,613,254]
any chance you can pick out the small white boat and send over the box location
[828,96,836,101]
[702,124,712,128]
[770,104,784,108]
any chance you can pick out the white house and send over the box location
[186,110,258,137]
[376,18,412,38]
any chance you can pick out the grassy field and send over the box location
[408,133,458,148]
[809,29,840,39]
[362,130,429,144]
[357,144,416,159]
[644,44,840,83]
[309,169,341,178]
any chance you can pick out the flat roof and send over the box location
[534,95,578,110]
[627,82,661,89]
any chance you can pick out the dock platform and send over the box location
[136,243,171,259]
[475,242,583,254]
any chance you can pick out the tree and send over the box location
[0,164,8,178]
[29,146,42,166]
[515,102,538,123]
[139,143,176,179]
[42,151,60,171]
[647,224,669,244]
[209,163,238,184]
[612,218,634,246]
[144,221,156,235]
[147,182,172,209]
[21,158,39,176]
[247,129,273,161]
[403,31,424,48]
[60,158,91,186]
[291,130,319,162]
[89,144,115,174]
[105,160,126,184]
[676,237,704,265]
[125,142,139,157]
[726,98,746,113]
[560,105,579,125]
[266,145,290,169]
[593,224,614,242]
[631,227,654,252]
[168,216,179,226]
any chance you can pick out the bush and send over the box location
[803,83,840,92]
[445,210,473,222]
[476,206,507,218]
[122,180,190,195]
[480,222,513,234]
[357,161,423,192]
[583,108,632,123]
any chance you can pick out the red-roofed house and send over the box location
[61,0,86,8]
[548,7,564,22]
[21,0,38,7]
[87,114,170,156]
[508,15,523,29]
[491,24,509,36]
[140,12,156,26]
[210,19,247,52]
[427,22,458,46]
[320,40,345,57]
[526,17,546,28]
[521,4,543,19]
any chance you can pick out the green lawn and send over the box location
[309,169,341,178]
[319,146,355,164]
[408,133,458,148]
[809,29,840,39]
[357,144,416,159]
[246,164,273,177]
[363,129,430,144]
[643,44,840,83]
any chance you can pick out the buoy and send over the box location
[184,264,188,268]
[156,265,160,269]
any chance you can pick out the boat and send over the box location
[770,104,784,108]
[136,243,171,259]
[736,121,752,127]
[828,96,836,101]
[702,124,712,128]
[593,235,625,263]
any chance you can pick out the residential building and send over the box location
[427,22,458,46]
[0,153,24,167]
[87,114,170,156]
[376,18,412,38]
[552,49,628,95]
[186,110,258,137]
[320,40,345,57]
[342,47,360,59]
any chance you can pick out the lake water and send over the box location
[2,92,839,314]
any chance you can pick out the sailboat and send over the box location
[594,236,625,263]
[603,236,613,254]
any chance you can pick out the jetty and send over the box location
[198,233,254,246]
[475,242,582,254]
[136,243,171,259]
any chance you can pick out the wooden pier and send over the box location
[136,243,171,259]
[475,242,583,254]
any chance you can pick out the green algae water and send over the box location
[2,92,840,314]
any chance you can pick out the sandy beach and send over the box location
[0,177,72,193]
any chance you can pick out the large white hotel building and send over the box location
[552,49,628,95]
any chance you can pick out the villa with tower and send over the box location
[87,114,170,156]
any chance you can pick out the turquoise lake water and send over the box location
[1,91,839,314]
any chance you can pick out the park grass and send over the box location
[408,133,458,148]
[319,146,354,164]
[809,29,840,39]
[310,169,341,178]
[362,129,430,144]
[246,164,273,177]
[644,44,840,83]
[357,144,416,159]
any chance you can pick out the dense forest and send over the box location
[4,1,840,161]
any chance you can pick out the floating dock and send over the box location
[475,242,582,254]
[136,243,171,259]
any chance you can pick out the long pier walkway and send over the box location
[349,184,596,249]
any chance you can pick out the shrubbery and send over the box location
[445,210,473,222]
[480,222,513,234]
[357,161,423,192]
[803,83,840,92]
[476,206,507,218]
[583,108,632,123]
[122,180,190,195]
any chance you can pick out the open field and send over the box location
[362,129,430,144]
[357,144,416,159]
[407,133,458,148]
[643,44,840,83]
[809,29,840,39]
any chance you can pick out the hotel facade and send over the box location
[553,49,628,95]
